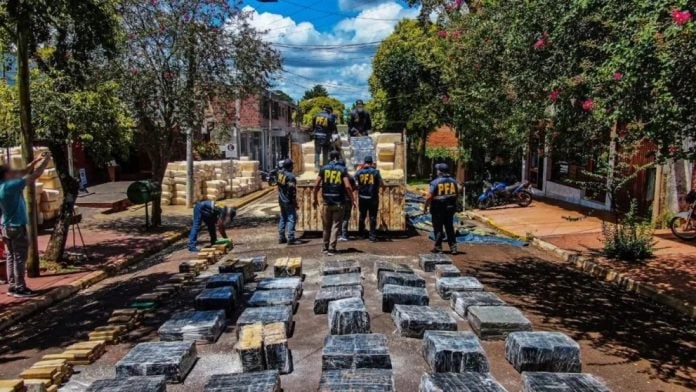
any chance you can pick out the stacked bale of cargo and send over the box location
[230,159,262,197]
[299,142,316,180]
[374,134,405,182]
[161,159,261,205]
[204,180,227,201]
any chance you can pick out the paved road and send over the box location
[0,191,694,391]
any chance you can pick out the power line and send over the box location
[280,69,366,90]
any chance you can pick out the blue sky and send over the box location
[242,0,421,105]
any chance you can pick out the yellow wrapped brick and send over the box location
[0,379,25,392]
[274,257,302,278]
[19,367,57,381]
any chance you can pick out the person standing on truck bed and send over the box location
[313,150,355,256]
[354,156,384,242]
[424,163,459,255]
[348,99,372,137]
[312,105,338,169]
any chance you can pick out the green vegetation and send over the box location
[382,0,696,185]
[603,200,655,261]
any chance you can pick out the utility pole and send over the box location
[267,90,273,170]
[186,126,194,208]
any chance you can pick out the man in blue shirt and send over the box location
[425,163,459,255]
[277,159,300,245]
[0,151,52,297]
[354,156,384,242]
[188,201,236,252]
[313,151,355,256]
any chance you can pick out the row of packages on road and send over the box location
[1,147,64,225]
[160,159,262,206]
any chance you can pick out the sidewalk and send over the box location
[472,199,696,317]
[0,186,274,330]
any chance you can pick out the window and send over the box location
[272,102,280,119]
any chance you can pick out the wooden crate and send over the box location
[295,185,406,232]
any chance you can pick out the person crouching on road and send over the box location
[277,159,301,246]
[313,150,355,256]
[338,159,356,242]
[188,201,236,252]
[0,151,52,297]
[355,156,384,242]
[425,163,459,255]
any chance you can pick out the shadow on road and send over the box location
[474,256,696,389]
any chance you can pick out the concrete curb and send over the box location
[470,211,696,320]
[0,186,274,332]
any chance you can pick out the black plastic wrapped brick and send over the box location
[423,331,489,373]
[418,254,453,272]
[328,297,371,335]
[248,289,297,309]
[322,260,361,276]
[382,284,429,312]
[391,305,457,339]
[319,369,394,392]
[522,372,611,392]
[236,305,294,336]
[87,376,166,392]
[194,287,236,317]
[205,273,244,296]
[419,372,507,392]
[257,277,303,301]
[322,334,392,371]
[467,306,532,340]
[314,285,364,315]
[204,370,281,392]
[436,277,484,300]
[451,292,506,318]
[115,341,197,383]
[321,273,362,288]
[505,332,581,373]
[158,310,226,343]
[378,271,426,291]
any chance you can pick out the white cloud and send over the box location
[243,2,419,104]
[338,0,394,11]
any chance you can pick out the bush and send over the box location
[602,200,655,262]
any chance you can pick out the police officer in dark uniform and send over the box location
[313,150,355,255]
[354,156,383,242]
[188,201,236,252]
[312,105,338,169]
[348,99,372,137]
[425,163,459,255]
[338,159,356,242]
[277,159,300,245]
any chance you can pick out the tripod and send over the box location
[65,203,89,262]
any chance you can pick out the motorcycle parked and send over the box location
[477,180,533,210]
[669,190,696,241]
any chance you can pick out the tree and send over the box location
[370,19,449,176]
[274,90,294,103]
[302,84,329,100]
[0,0,123,273]
[297,96,345,127]
[117,0,280,226]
